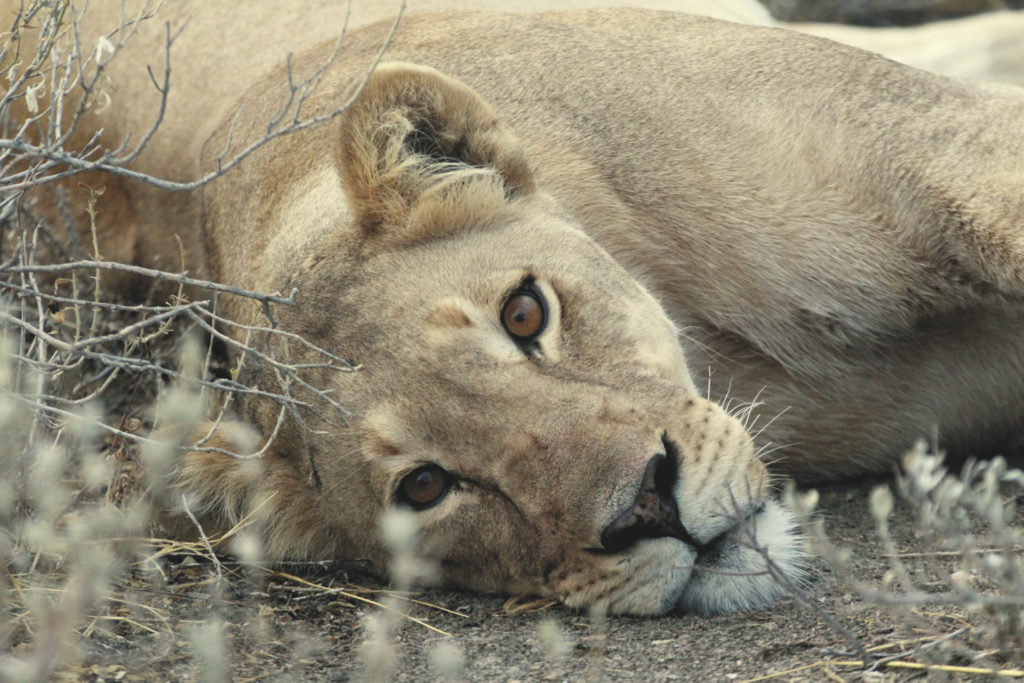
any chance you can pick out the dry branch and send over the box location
[0,0,406,194]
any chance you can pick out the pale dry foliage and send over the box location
[0,0,396,679]
[789,447,1024,674]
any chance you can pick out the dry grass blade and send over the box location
[499,595,560,616]
[829,659,1024,677]
[268,570,452,636]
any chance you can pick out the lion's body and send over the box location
[16,2,1024,614]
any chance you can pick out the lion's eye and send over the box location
[397,464,452,509]
[501,286,547,341]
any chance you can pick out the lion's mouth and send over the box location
[675,498,804,614]
[691,500,768,560]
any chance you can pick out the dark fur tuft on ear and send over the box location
[337,62,536,245]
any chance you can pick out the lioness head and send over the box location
[164,63,802,615]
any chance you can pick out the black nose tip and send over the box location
[599,436,702,553]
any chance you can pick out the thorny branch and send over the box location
[0,0,400,462]
[1,246,355,453]
[0,0,406,195]
[2,256,300,306]
[780,449,1024,670]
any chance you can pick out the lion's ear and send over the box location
[337,62,535,244]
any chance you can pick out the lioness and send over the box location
[14,2,1024,615]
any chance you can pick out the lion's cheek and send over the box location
[424,504,549,596]
[412,492,597,600]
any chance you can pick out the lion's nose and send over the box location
[599,437,704,553]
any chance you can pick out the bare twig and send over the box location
[181,493,223,581]
[1,259,298,306]
[0,0,407,194]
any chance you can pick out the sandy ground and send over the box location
[57,466,1021,682]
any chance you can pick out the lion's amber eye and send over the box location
[397,464,451,509]
[501,287,546,341]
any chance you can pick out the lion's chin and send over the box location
[675,500,804,614]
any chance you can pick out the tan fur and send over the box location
[15,2,1024,614]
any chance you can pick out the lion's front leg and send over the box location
[144,420,338,561]
[144,420,265,547]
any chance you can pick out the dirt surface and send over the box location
[45,470,1019,682]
